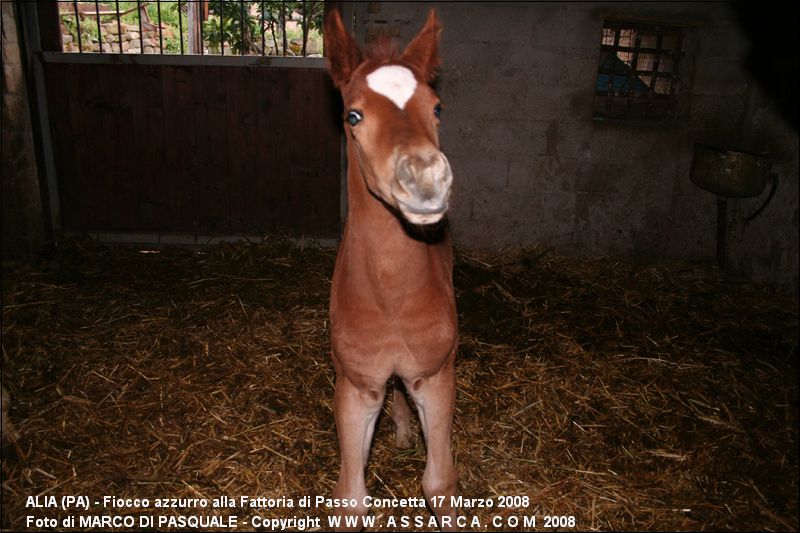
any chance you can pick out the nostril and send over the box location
[397,157,415,187]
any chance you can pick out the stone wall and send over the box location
[354,2,799,291]
[62,21,163,54]
[2,2,46,262]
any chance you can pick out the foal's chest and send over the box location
[331,277,457,379]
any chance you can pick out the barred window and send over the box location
[58,1,324,57]
[594,20,686,121]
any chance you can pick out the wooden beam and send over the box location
[37,1,62,51]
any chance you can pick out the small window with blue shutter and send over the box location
[594,20,687,121]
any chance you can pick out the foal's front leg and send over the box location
[405,354,459,531]
[332,374,385,531]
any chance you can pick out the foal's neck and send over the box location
[345,167,428,250]
[342,152,447,275]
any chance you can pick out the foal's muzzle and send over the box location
[392,151,453,225]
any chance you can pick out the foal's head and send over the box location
[325,9,452,226]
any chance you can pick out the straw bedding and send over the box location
[1,235,797,531]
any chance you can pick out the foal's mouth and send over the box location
[395,197,449,215]
[394,196,449,225]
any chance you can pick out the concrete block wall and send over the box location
[2,2,46,262]
[354,2,799,291]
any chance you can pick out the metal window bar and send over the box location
[115,0,123,53]
[94,1,103,52]
[60,1,323,58]
[199,1,205,55]
[137,1,143,54]
[156,0,163,54]
[261,0,265,55]
[649,34,663,96]
[73,1,83,52]
[667,32,685,116]
[302,0,309,56]
[178,1,184,54]
[604,27,619,114]
[281,0,287,57]
[240,0,245,55]
[626,32,641,116]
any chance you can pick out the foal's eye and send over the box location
[434,103,442,119]
[347,110,363,126]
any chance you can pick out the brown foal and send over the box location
[324,9,459,531]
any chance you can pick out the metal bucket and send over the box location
[690,145,771,198]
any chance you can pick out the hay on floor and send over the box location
[1,235,797,531]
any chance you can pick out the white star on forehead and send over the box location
[366,65,417,110]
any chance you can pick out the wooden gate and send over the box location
[34,2,342,240]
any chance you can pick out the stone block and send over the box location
[691,57,750,96]
[688,94,746,131]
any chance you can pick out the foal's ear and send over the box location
[324,9,363,88]
[401,9,442,83]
